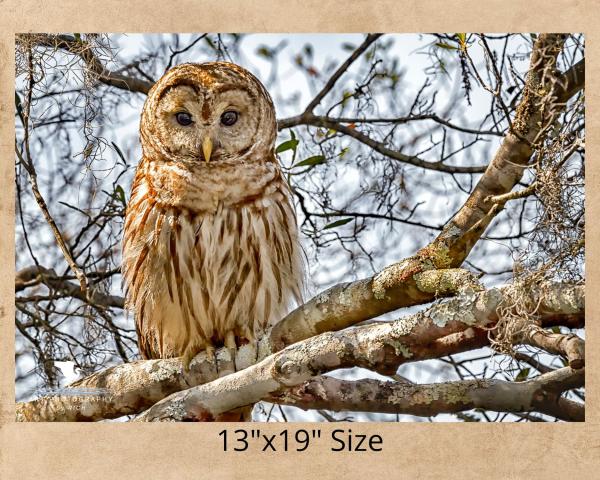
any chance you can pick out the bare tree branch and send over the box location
[18,34,154,94]
[556,58,585,103]
[278,113,505,137]
[15,32,587,418]
[303,33,382,114]
[14,267,480,422]
[276,59,583,346]
[269,369,584,421]
[15,56,89,294]
[270,268,481,351]
[15,265,124,309]
[279,114,488,173]
[424,34,572,266]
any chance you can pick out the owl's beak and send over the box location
[202,136,213,163]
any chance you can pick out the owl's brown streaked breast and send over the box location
[122,165,303,360]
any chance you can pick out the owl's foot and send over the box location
[181,350,196,372]
[224,331,238,372]
[181,343,218,373]
[205,345,218,371]
[181,347,197,372]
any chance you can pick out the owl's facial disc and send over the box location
[156,84,261,163]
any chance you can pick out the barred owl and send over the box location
[123,62,303,371]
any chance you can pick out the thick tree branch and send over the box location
[269,268,481,351]
[16,274,583,421]
[268,369,584,421]
[14,268,478,422]
[128,282,583,422]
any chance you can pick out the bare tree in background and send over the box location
[15,33,585,422]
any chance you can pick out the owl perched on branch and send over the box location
[123,62,304,371]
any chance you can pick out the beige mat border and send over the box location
[0,1,597,478]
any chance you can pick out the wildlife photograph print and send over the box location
[14,33,585,422]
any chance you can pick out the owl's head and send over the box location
[140,62,277,165]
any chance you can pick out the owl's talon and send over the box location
[224,331,238,372]
[204,345,218,373]
[182,349,197,372]
[181,344,217,373]
[229,348,238,372]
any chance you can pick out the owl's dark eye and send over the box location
[175,112,193,126]
[220,110,238,126]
